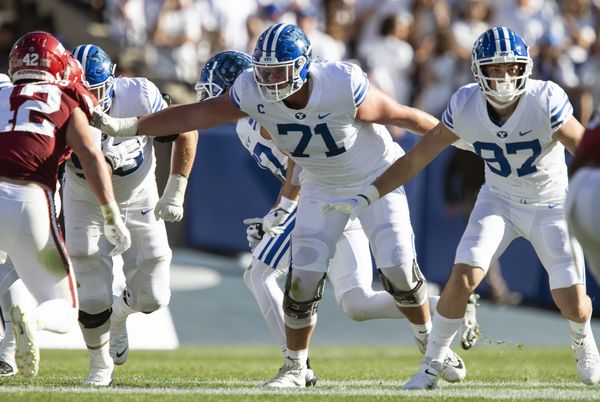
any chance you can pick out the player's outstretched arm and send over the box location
[67,108,131,255]
[356,85,439,135]
[322,122,458,217]
[94,94,247,137]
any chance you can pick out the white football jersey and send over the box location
[441,79,572,205]
[65,77,167,201]
[230,60,402,186]
[236,117,288,181]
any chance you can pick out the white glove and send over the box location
[92,110,139,137]
[104,140,142,171]
[155,174,188,222]
[243,218,264,251]
[263,196,297,235]
[101,201,132,256]
[321,185,380,219]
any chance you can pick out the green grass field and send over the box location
[0,345,597,401]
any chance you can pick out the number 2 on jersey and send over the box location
[473,139,541,177]
[0,84,62,137]
[277,123,346,157]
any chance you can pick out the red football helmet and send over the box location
[64,53,88,86]
[8,31,69,83]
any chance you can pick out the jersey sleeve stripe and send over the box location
[550,99,571,124]
[442,109,454,129]
[151,94,164,112]
[353,73,369,107]
[230,86,241,109]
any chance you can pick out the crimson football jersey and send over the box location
[578,121,600,165]
[0,80,96,191]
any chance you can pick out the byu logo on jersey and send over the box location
[295,112,306,120]
[496,131,508,139]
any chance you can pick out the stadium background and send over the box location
[2,0,600,340]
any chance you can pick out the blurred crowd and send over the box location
[2,0,600,125]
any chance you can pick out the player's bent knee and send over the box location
[291,233,335,271]
[379,261,427,307]
[78,308,111,329]
[339,288,374,321]
[283,267,326,328]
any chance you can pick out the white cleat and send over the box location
[461,293,481,350]
[403,358,443,390]
[10,306,38,378]
[0,326,17,377]
[264,357,307,388]
[86,347,114,386]
[572,334,600,385]
[414,336,466,383]
[110,295,129,365]
[442,348,466,383]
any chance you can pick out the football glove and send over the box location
[104,139,143,171]
[321,185,380,219]
[243,217,264,251]
[155,174,188,222]
[92,110,139,137]
[262,196,297,235]
[101,201,132,256]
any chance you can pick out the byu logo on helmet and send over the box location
[252,23,312,102]
[72,44,116,112]
[471,27,532,109]
[195,51,252,102]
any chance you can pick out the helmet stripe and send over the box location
[494,27,505,52]
[263,23,289,59]
[501,27,511,52]
[74,45,92,72]
[261,24,280,56]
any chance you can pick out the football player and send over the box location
[0,31,130,378]
[93,23,467,388]
[566,112,600,286]
[66,44,197,386]
[325,26,600,388]
[196,51,481,387]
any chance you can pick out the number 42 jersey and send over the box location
[442,79,573,205]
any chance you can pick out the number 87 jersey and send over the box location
[442,79,573,205]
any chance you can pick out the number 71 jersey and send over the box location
[230,60,402,186]
[442,79,573,205]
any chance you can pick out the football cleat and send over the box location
[572,334,600,385]
[0,360,16,377]
[263,357,307,388]
[10,305,38,378]
[461,293,481,350]
[86,346,114,386]
[403,358,443,390]
[414,336,466,382]
[0,323,17,377]
[305,357,317,387]
[441,348,466,383]
[109,293,130,365]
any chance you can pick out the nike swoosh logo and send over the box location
[548,204,557,209]
[116,347,128,358]
[418,330,429,334]
[424,368,437,377]
[318,112,331,119]
[519,129,532,136]
[141,208,153,215]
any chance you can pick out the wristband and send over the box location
[100,201,120,225]
[277,195,297,211]
[358,185,380,204]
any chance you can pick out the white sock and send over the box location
[569,319,592,345]
[425,313,462,362]
[286,348,308,365]
[410,320,432,342]
[80,321,110,349]
[113,290,136,320]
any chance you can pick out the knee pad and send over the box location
[283,267,326,328]
[78,308,111,329]
[379,260,427,307]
